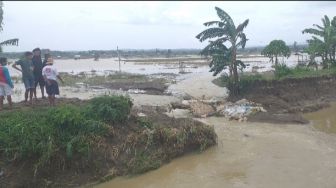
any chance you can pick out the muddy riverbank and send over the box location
[226,75,336,124]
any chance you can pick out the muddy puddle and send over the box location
[93,115,336,188]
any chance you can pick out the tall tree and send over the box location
[261,40,290,66]
[196,7,249,95]
[0,1,18,53]
[302,15,336,65]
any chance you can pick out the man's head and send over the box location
[0,57,7,66]
[24,52,34,60]
[32,48,41,56]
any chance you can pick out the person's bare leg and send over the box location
[51,95,56,106]
[29,88,34,105]
[48,95,52,106]
[24,89,28,102]
[7,96,12,109]
[0,96,4,110]
[33,87,37,100]
[41,86,45,99]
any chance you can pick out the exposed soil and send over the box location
[0,98,217,188]
[229,75,336,124]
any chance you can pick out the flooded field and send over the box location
[6,54,306,104]
[4,55,336,188]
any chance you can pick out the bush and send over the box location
[274,63,292,79]
[85,95,133,123]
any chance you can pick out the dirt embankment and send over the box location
[229,75,336,124]
[0,98,217,188]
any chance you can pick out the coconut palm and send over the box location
[302,15,336,65]
[0,1,18,53]
[196,7,249,95]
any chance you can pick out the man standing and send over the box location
[12,52,35,105]
[32,48,45,99]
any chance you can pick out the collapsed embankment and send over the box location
[0,97,217,188]
[227,75,336,124]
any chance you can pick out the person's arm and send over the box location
[55,69,64,84]
[57,75,64,84]
[43,75,51,85]
[12,61,22,72]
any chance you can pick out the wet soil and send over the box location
[0,99,217,188]
[229,75,336,124]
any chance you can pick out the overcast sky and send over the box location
[1,1,335,52]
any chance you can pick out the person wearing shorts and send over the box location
[32,48,46,99]
[0,57,14,110]
[42,57,64,106]
[12,52,35,105]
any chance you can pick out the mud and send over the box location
[229,75,336,124]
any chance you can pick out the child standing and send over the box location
[42,57,64,106]
[0,57,14,110]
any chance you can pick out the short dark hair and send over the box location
[0,57,7,65]
[33,48,41,52]
[24,51,33,56]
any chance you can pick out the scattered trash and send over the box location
[219,98,266,121]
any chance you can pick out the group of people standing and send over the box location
[0,48,64,110]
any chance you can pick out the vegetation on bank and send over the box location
[0,96,217,187]
[0,96,132,173]
[213,64,336,94]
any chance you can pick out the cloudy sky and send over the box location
[1,1,335,52]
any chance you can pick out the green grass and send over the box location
[0,95,133,171]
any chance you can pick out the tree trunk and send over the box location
[275,55,278,66]
[231,46,239,95]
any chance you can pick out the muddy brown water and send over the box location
[304,102,336,134]
[93,113,336,188]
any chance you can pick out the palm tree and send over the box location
[0,1,18,53]
[196,7,249,95]
[302,15,336,66]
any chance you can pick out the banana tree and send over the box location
[196,7,249,95]
[302,15,336,65]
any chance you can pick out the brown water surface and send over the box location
[93,116,336,188]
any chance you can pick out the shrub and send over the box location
[85,95,133,123]
[274,63,292,79]
[0,105,109,170]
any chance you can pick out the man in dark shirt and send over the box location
[12,52,35,105]
[32,48,45,99]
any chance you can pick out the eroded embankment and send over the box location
[229,75,336,124]
[0,98,217,188]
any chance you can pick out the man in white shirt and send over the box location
[42,57,64,106]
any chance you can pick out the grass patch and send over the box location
[0,95,133,172]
